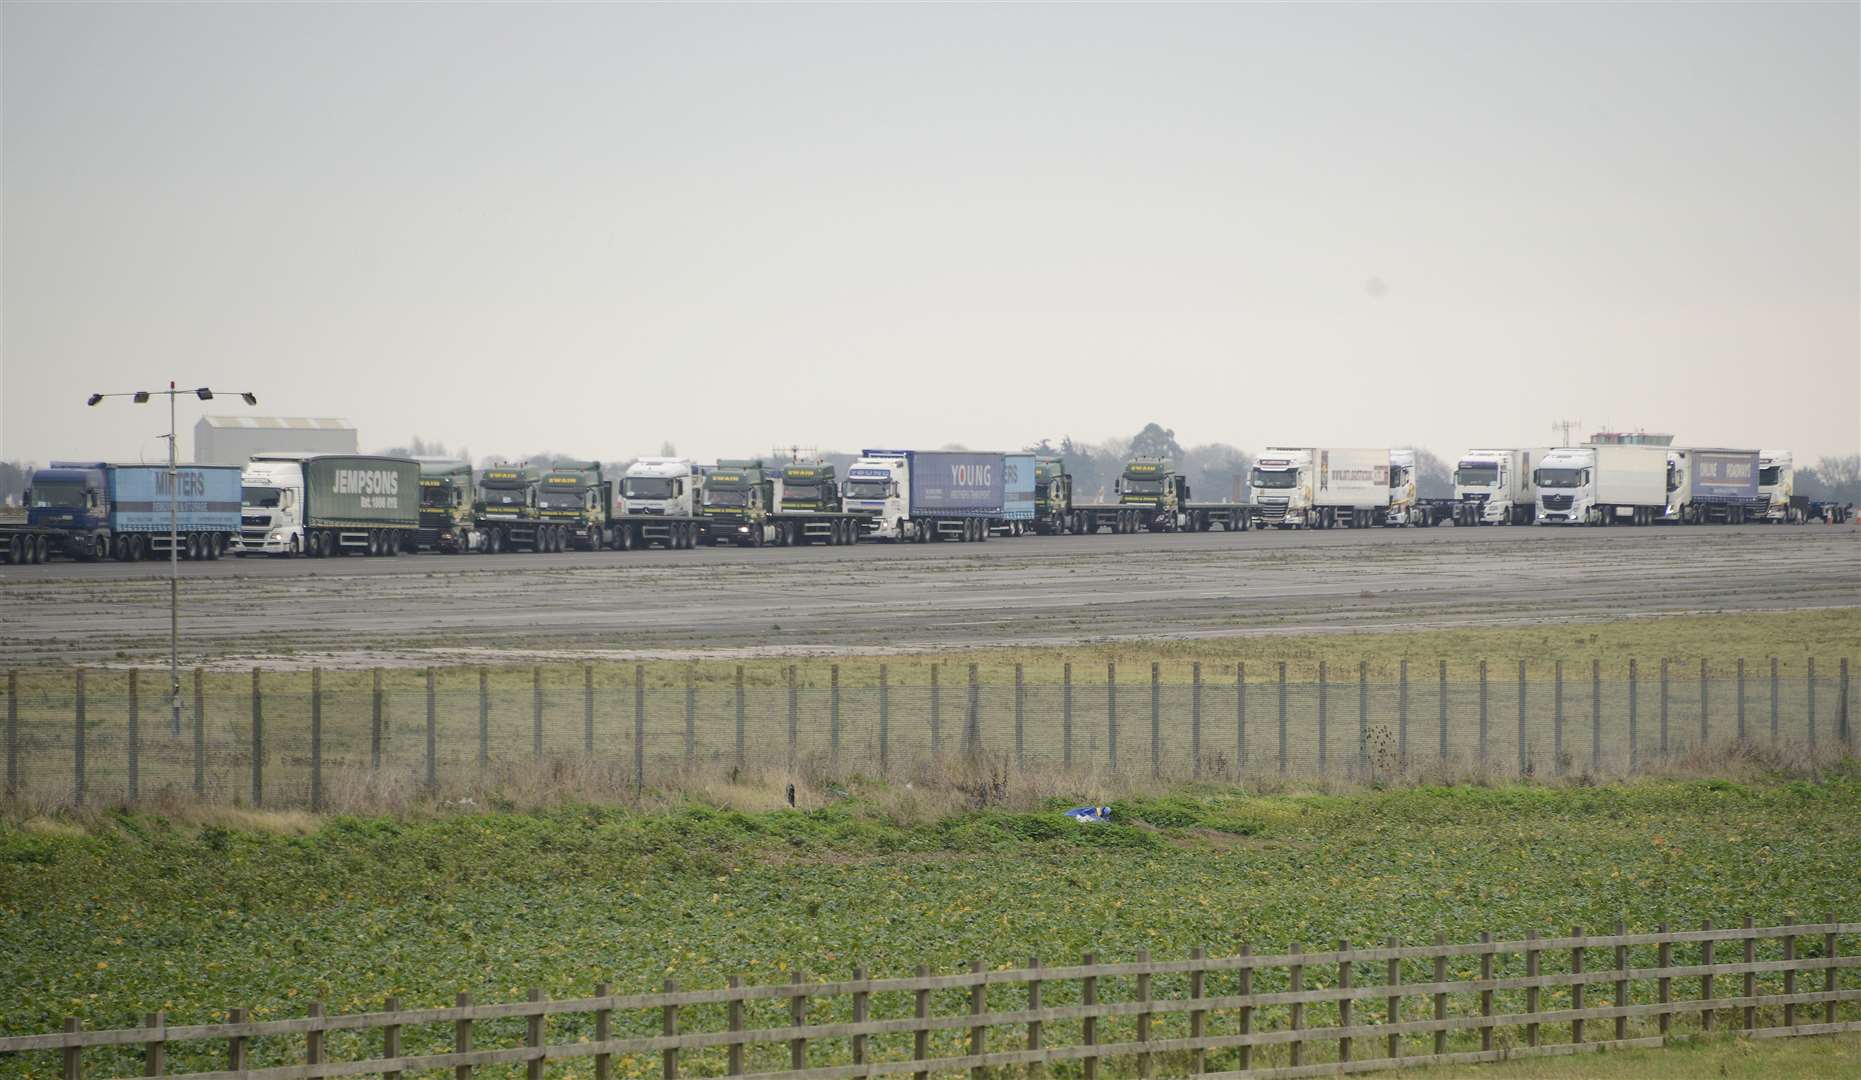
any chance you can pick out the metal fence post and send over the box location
[193,668,205,797]
[532,667,544,760]
[1700,658,1709,747]
[73,669,86,807]
[369,669,384,771]
[1236,662,1246,778]
[1277,661,1288,776]
[734,666,746,770]
[1517,659,1528,776]
[1014,664,1025,770]
[1628,659,1638,772]
[478,668,489,768]
[966,663,980,760]
[1150,661,1161,779]
[310,668,322,813]
[1552,661,1563,777]
[786,665,798,767]
[127,669,140,804]
[1770,657,1779,742]
[1439,660,1448,764]
[1807,657,1817,751]
[584,665,595,758]
[1358,660,1369,778]
[1659,658,1669,759]
[685,665,696,767]
[635,664,646,792]
[425,667,437,791]
[878,664,890,776]
[1062,662,1073,769]
[249,668,262,808]
[1841,658,1851,750]
[4,671,15,797]
[1737,658,1747,741]
[831,665,842,768]
[930,664,941,760]
[1107,661,1118,773]
[1398,659,1408,762]
[1190,662,1202,778]
[1476,660,1487,769]
[1590,659,1601,775]
[1317,660,1328,775]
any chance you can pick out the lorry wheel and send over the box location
[617,526,633,551]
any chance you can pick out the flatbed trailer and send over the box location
[769,510,863,546]
[1407,498,1458,526]
[611,514,705,550]
[0,524,57,564]
[1070,502,1250,534]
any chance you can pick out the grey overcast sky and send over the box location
[3,2,1857,466]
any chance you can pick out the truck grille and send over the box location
[241,515,270,527]
[1542,495,1573,511]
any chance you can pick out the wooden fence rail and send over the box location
[4,919,1858,1080]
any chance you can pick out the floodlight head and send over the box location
[133,391,151,404]
[195,388,213,401]
[86,393,104,406]
[240,392,257,406]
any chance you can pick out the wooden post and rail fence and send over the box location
[4,919,1856,1080]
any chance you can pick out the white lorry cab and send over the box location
[1453,449,1547,525]
[843,455,911,540]
[1248,447,1390,529]
[1532,445,1667,526]
[620,457,699,517]
[1758,450,1797,523]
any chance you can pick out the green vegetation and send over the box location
[2,778,1857,1077]
[1409,1032,1861,1078]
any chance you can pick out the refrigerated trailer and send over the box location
[1532,445,1668,526]
[1662,448,1764,525]
[1451,448,1549,525]
[1248,448,1389,529]
[238,453,419,556]
[29,462,242,560]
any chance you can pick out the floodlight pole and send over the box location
[167,382,180,736]
[87,385,257,739]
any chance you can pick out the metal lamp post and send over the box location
[87,384,257,736]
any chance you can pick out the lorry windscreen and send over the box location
[783,484,826,501]
[845,481,888,499]
[31,483,87,508]
[420,485,452,508]
[1123,479,1164,494]
[1454,465,1497,486]
[537,491,581,509]
[1536,468,1585,488]
[705,489,749,507]
[1249,469,1295,489]
[623,477,675,499]
[1759,466,1783,486]
[244,486,284,508]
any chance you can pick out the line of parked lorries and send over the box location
[0,444,1848,564]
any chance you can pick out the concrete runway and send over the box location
[2,524,1855,666]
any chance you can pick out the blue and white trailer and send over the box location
[26,462,243,561]
[992,453,1037,536]
[1662,448,1764,525]
[845,449,1005,543]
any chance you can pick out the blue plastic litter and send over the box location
[1065,806,1112,823]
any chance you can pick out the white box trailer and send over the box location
[1248,447,1390,529]
[1533,444,1668,526]
[1453,448,1551,525]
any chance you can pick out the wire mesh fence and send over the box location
[3,658,1852,810]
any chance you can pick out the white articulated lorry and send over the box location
[1452,448,1550,525]
[237,452,420,556]
[843,449,1004,542]
[1758,450,1803,523]
[1247,447,1390,529]
[1532,445,1667,526]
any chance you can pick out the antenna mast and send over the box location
[1551,418,1583,446]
